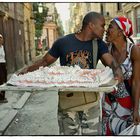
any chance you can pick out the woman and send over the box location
[102,17,140,135]
[0,34,8,103]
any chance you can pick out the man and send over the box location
[0,34,8,103]
[20,12,123,135]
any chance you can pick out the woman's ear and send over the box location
[118,30,123,37]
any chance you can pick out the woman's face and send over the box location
[105,21,121,43]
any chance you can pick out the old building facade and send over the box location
[41,3,58,50]
[41,3,64,49]
[121,3,140,44]
[0,3,25,74]
[23,3,36,65]
[0,2,64,74]
[69,3,124,33]
[69,2,140,42]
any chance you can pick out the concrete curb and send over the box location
[0,109,18,135]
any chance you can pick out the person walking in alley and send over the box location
[102,16,140,135]
[0,34,8,103]
[20,12,123,135]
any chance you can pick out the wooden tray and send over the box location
[0,79,118,93]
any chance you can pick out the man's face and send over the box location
[92,17,105,39]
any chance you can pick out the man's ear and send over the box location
[88,22,95,30]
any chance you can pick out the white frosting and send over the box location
[8,65,113,88]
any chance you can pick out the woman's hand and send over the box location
[133,110,140,125]
[113,66,124,83]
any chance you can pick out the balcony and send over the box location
[46,15,53,22]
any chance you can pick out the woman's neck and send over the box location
[112,39,127,53]
[111,39,127,65]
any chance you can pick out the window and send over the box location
[101,3,104,15]
[136,7,140,35]
[117,3,122,11]
[127,11,132,21]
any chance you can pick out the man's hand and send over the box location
[18,67,29,75]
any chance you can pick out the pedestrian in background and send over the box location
[20,12,123,135]
[102,16,140,135]
[0,34,8,103]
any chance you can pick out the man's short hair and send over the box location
[82,11,103,29]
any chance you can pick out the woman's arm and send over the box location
[131,45,140,124]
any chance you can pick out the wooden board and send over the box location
[0,79,118,93]
[59,79,118,93]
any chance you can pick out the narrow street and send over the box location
[1,2,140,136]
[0,89,59,135]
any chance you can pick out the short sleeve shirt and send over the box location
[48,33,108,69]
[0,45,6,63]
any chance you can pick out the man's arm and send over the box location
[19,53,57,74]
[100,53,124,82]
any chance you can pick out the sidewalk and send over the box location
[0,89,59,135]
[0,91,23,135]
